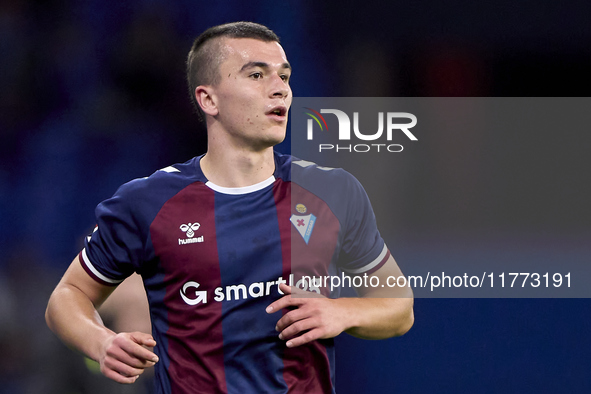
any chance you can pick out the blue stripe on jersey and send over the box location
[214,185,287,393]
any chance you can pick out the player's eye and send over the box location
[250,72,263,80]
[280,74,290,82]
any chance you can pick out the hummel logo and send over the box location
[179,222,204,245]
[180,223,200,238]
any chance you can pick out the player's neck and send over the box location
[200,144,275,188]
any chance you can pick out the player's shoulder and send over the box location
[113,156,205,201]
[273,152,367,211]
[288,155,360,191]
[274,150,350,179]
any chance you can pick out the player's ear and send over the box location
[195,85,219,117]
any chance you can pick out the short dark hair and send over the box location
[186,22,280,120]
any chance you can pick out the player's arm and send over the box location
[267,255,414,347]
[45,255,159,384]
[342,254,414,339]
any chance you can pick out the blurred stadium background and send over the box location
[1,0,590,392]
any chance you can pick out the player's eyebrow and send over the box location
[240,61,292,72]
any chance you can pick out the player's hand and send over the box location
[98,331,159,384]
[266,283,349,348]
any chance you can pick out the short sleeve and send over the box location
[80,182,146,285]
[337,174,390,275]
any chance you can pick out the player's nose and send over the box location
[269,74,290,99]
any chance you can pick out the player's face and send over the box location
[211,38,292,150]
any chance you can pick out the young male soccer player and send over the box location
[46,22,414,393]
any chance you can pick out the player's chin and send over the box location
[264,128,287,146]
[270,136,286,148]
[250,135,284,152]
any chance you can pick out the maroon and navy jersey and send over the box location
[80,152,389,394]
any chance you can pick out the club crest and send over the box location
[290,213,316,244]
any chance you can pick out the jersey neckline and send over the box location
[196,153,280,195]
[205,175,275,195]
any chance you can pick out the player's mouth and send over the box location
[266,106,288,122]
